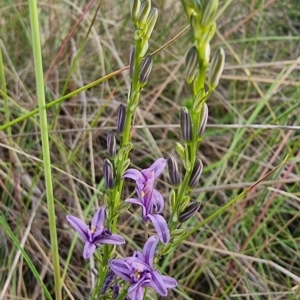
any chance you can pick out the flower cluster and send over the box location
[110,236,177,300]
[66,159,176,299]
[123,158,170,244]
[65,0,225,299]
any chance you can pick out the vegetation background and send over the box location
[1,0,300,299]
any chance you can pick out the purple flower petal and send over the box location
[152,189,164,213]
[150,158,166,179]
[125,197,143,206]
[94,233,125,245]
[91,207,106,229]
[66,215,89,241]
[123,169,142,182]
[83,241,96,259]
[129,285,144,300]
[160,274,178,289]
[150,270,168,296]
[125,198,148,221]
[109,259,132,282]
[142,236,158,267]
[148,214,170,245]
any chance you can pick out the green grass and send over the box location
[1,0,300,299]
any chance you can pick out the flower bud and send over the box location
[117,104,126,133]
[118,142,133,161]
[185,45,199,84]
[107,130,116,157]
[111,284,120,299]
[131,0,141,25]
[139,54,153,85]
[138,0,151,26]
[100,270,115,294]
[193,88,206,112]
[181,0,200,18]
[198,103,208,136]
[190,12,202,41]
[169,189,176,210]
[129,47,135,79]
[208,47,225,89]
[175,142,185,162]
[188,159,203,188]
[199,22,216,46]
[200,0,218,27]
[104,159,115,189]
[167,154,180,186]
[180,107,192,142]
[145,8,158,39]
[171,228,185,238]
[179,201,201,222]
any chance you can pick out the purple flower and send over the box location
[66,207,125,259]
[123,158,170,244]
[109,236,177,300]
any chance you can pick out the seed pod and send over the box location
[138,0,151,26]
[188,159,203,188]
[200,0,218,27]
[145,8,158,39]
[167,154,180,186]
[139,54,153,85]
[180,107,192,142]
[129,47,135,79]
[185,45,199,84]
[198,103,208,136]
[208,47,225,89]
[179,201,201,222]
[107,130,116,157]
[104,159,115,189]
[117,104,126,133]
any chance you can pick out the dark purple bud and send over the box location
[188,159,203,188]
[117,104,126,133]
[100,270,115,295]
[104,159,115,189]
[198,103,208,136]
[129,47,135,79]
[167,154,180,186]
[110,283,119,299]
[107,130,116,157]
[139,54,153,85]
[179,201,201,222]
[180,107,192,142]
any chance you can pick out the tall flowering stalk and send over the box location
[167,0,225,231]
[89,0,162,298]
[64,1,225,299]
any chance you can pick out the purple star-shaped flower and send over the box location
[123,158,170,244]
[66,207,125,259]
[109,236,177,300]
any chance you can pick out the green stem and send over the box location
[28,1,61,299]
